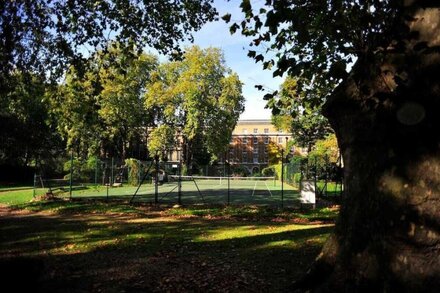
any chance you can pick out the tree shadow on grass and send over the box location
[0,207,333,292]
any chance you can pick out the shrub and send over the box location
[125,158,141,186]
[63,156,98,182]
[231,165,249,177]
[262,166,275,177]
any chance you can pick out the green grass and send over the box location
[0,188,42,205]
[0,192,338,292]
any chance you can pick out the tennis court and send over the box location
[38,175,301,207]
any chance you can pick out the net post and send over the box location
[69,151,73,200]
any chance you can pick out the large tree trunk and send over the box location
[298,5,440,292]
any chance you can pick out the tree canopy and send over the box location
[146,46,244,173]
[271,77,332,151]
[1,0,217,172]
[228,0,420,108]
[0,0,216,88]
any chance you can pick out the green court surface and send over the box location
[38,176,300,207]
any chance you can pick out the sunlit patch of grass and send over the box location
[164,205,339,222]
[0,188,42,205]
[197,224,319,242]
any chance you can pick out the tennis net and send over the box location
[168,175,276,186]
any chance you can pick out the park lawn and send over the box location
[0,191,337,292]
[0,188,44,205]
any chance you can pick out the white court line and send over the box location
[264,181,273,197]
[252,181,257,196]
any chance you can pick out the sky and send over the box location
[183,0,283,120]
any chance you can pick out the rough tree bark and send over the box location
[295,4,440,292]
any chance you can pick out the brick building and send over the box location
[223,119,293,174]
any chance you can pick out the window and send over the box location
[253,137,258,144]
[242,153,248,163]
[264,156,268,163]
[264,128,269,134]
[253,148,258,154]
[253,154,259,163]
[278,137,283,144]
[264,137,269,144]
[242,137,248,144]
[253,128,258,134]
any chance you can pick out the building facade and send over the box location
[163,119,300,175]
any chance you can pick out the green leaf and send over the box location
[230,23,240,34]
[255,54,264,63]
[247,50,256,58]
[221,13,232,23]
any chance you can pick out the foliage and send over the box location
[0,72,63,169]
[309,134,339,164]
[145,46,244,169]
[1,0,216,173]
[302,134,341,181]
[97,47,158,159]
[273,77,332,151]
[230,164,249,177]
[1,0,217,89]
[266,140,282,165]
[63,156,99,182]
[50,47,158,158]
[125,158,141,186]
[147,125,175,158]
[229,0,405,110]
[50,67,102,156]
[271,114,292,133]
[261,166,275,177]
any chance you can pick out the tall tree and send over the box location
[51,47,158,159]
[49,67,103,157]
[272,77,332,152]
[0,73,62,167]
[231,1,440,291]
[98,47,158,159]
[1,0,217,164]
[145,46,244,174]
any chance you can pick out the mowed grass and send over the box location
[0,187,337,292]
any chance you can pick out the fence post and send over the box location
[178,150,182,205]
[95,158,98,185]
[314,156,317,197]
[227,151,230,206]
[107,176,110,200]
[281,148,284,209]
[69,151,73,200]
[154,155,159,204]
[33,173,37,198]
[111,157,114,186]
